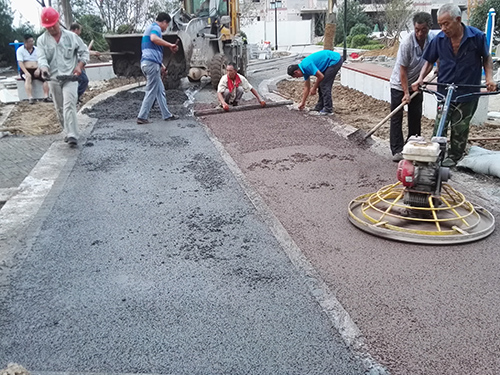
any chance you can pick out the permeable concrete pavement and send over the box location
[0,112,367,374]
[199,104,500,375]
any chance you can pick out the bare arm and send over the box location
[310,70,324,96]
[298,79,311,110]
[217,92,229,111]
[250,88,266,107]
[400,65,410,103]
[151,34,179,53]
[411,61,433,92]
[483,55,497,92]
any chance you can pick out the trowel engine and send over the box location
[396,136,452,207]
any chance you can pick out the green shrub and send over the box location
[350,34,369,48]
[358,44,384,50]
[349,23,371,37]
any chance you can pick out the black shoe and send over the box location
[43,97,52,103]
[67,137,78,146]
[392,153,403,162]
[137,118,150,124]
[232,101,238,106]
[165,114,179,121]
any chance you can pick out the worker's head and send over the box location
[41,7,60,35]
[23,34,34,49]
[287,64,303,78]
[412,12,432,43]
[226,63,237,80]
[156,12,172,32]
[437,4,462,38]
[70,23,82,35]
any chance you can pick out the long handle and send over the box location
[363,73,438,139]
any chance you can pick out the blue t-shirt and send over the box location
[298,50,342,80]
[422,24,489,102]
[141,22,163,65]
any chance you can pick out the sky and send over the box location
[11,0,43,29]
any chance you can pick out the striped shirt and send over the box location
[141,22,163,65]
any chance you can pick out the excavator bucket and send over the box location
[105,33,190,89]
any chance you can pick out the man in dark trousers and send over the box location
[412,3,497,167]
[389,12,433,162]
[287,50,343,115]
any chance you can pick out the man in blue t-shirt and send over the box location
[137,12,179,124]
[287,50,343,115]
[412,4,497,167]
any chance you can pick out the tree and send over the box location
[380,0,413,46]
[470,0,500,42]
[76,14,107,51]
[0,0,15,65]
[335,0,371,45]
[94,0,171,33]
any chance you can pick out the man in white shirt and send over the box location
[217,63,266,111]
[389,12,433,162]
[16,34,50,104]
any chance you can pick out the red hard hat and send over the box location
[41,7,59,28]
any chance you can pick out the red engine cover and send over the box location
[397,159,415,187]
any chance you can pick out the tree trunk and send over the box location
[60,0,72,27]
[323,12,337,50]
[323,0,336,51]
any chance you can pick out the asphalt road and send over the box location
[0,86,366,374]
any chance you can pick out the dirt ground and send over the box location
[0,76,145,136]
[276,78,500,152]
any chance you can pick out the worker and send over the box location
[69,22,100,103]
[287,50,343,115]
[137,12,179,125]
[16,34,50,104]
[412,3,497,167]
[37,7,89,146]
[217,63,266,111]
[389,12,433,162]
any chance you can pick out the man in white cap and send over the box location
[37,7,89,146]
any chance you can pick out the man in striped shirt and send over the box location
[137,13,179,124]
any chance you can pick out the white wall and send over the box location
[341,66,489,125]
[242,20,312,47]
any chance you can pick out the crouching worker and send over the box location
[217,63,266,111]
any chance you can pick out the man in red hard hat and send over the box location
[37,7,89,146]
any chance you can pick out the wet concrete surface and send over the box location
[199,105,500,375]
[0,112,365,373]
[82,90,190,119]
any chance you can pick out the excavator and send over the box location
[105,0,247,89]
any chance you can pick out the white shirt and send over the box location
[390,31,433,91]
[16,45,38,63]
[217,74,253,93]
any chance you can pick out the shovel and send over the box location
[348,72,437,142]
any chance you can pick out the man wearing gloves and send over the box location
[37,7,89,146]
